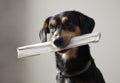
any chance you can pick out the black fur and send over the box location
[39,11,105,83]
[56,45,105,83]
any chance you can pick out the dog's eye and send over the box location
[49,24,55,31]
[63,21,75,31]
[50,24,55,28]
[64,20,73,26]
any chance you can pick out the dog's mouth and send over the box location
[58,49,70,53]
[51,36,71,54]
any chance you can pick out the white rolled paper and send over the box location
[17,32,101,58]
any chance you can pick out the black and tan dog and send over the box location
[39,11,105,83]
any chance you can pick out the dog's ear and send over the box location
[73,11,95,34]
[39,16,51,42]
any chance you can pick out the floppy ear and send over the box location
[73,11,95,34]
[39,17,51,42]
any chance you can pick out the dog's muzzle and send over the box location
[52,37,71,54]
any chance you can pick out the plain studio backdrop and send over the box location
[0,0,120,83]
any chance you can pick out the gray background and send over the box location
[0,0,120,83]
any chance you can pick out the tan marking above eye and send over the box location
[51,19,57,27]
[61,16,68,24]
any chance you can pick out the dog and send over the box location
[39,11,105,83]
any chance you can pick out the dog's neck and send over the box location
[55,45,93,77]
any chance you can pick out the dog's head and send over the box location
[40,11,95,46]
[39,11,95,59]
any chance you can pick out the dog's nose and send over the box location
[54,37,64,47]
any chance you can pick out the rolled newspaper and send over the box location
[17,32,101,58]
